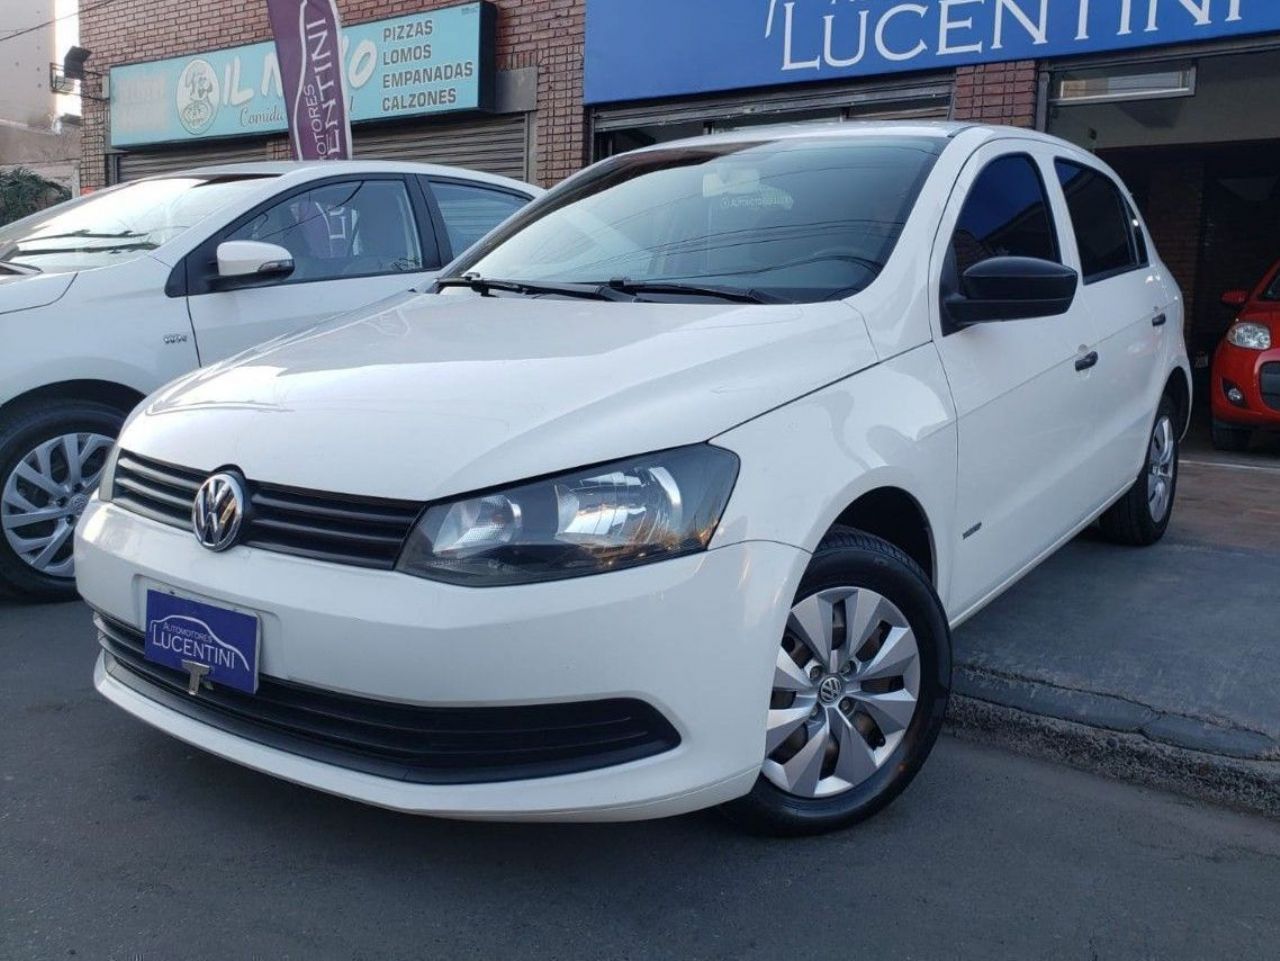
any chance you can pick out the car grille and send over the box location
[112,451,423,570]
[96,614,681,784]
[1261,363,1280,413]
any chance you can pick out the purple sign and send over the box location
[266,0,353,160]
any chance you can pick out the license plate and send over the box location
[144,590,260,694]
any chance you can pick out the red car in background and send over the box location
[1212,260,1280,451]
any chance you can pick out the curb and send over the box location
[952,664,1280,760]
[945,683,1280,820]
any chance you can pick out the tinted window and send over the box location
[429,181,528,256]
[952,154,1059,275]
[0,175,272,274]
[1265,266,1280,302]
[1055,161,1139,282]
[228,179,423,282]
[454,136,943,304]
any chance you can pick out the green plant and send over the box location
[0,168,71,227]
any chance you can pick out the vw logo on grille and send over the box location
[192,472,245,552]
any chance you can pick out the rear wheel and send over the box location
[1211,420,1252,453]
[0,400,123,601]
[720,528,950,836]
[1099,395,1179,547]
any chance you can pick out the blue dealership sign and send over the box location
[110,1,495,148]
[586,0,1278,104]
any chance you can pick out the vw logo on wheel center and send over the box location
[818,675,844,704]
[192,473,245,552]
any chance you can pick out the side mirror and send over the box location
[1221,290,1250,309]
[216,240,295,281]
[946,256,1079,328]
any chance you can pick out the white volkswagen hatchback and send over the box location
[0,160,538,598]
[77,124,1190,834]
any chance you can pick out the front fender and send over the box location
[710,343,959,609]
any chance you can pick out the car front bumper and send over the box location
[77,499,809,821]
[1211,343,1280,428]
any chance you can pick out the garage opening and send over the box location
[1047,44,1280,448]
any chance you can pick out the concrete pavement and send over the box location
[951,454,1280,815]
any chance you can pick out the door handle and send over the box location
[1075,351,1100,372]
[1152,313,1168,328]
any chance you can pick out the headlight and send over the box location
[397,445,739,586]
[97,442,121,503]
[1227,322,1272,351]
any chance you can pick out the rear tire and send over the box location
[0,400,125,602]
[1099,395,1179,547]
[719,527,950,837]
[1211,420,1252,453]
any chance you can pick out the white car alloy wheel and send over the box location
[1147,414,1176,523]
[764,587,921,799]
[1099,394,1180,548]
[2,431,115,578]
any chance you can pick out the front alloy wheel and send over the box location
[763,587,921,799]
[2,432,114,579]
[0,400,125,600]
[721,527,951,836]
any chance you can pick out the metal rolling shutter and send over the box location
[115,139,273,182]
[593,74,954,135]
[353,114,530,181]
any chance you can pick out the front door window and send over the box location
[227,180,423,282]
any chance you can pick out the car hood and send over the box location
[0,270,77,315]
[1240,302,1280,331]
[126,291,879,501]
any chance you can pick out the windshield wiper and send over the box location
[24,229,146,242]
[0,261,42,276]
[434,274,627,301]
[11,242,158,257]
[604,279,786,304]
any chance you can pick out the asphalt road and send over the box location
[3,600,1279,961]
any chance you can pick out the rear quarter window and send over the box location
[428,180,530,257]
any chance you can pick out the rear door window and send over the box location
[426,180,530,258]
[1054,161,1141,283]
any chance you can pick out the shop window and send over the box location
[1050,63,1196,105]
[1055,161,1141,283]
[228,179,423,282]
[428,181,529,256]
[952,154,1059,276]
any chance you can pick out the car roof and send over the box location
[168,159,541,195]
[649,119,1076,153]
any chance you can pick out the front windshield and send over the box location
[0,175,274,274]
[1264,265,1280,301]
[454,136,943,303]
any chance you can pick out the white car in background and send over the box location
[78,123,1191,834]
[0,160,540,598]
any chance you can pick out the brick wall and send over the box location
[80,0,585,190]
[1142,157,1206,345]
[951,61,1038,128]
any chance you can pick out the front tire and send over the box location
[0,400,124,601]
[1211,420,1252,453]
[1099,395,1179,547]
[720,528,951,836]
